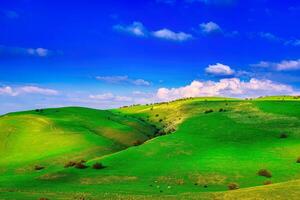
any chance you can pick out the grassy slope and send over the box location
[1,98,300,199]
[0,107,156,168]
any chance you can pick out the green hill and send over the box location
[0,107,157,167]
[1,98,300,199]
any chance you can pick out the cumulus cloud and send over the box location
[152,29,193,41]
[276,60,300,71]
[156,78,294,101]
[96,76,150,86]
[0,85,59,96]
[252,59,300,71]
[114,21,193,42]
[199,21,222,33]
[205,63,235,76]
[113,21,147,37]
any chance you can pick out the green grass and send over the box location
[2,98,300,199]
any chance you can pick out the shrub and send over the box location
[64,161,76,168]
[75,162,88,169]
[219,108,224,112]
[280,133,288,138]
[34,165,45,171]
[204,109,213,114]
[155,114,159,117]
[92,162,105,169]
[227,182,239,190]
[297,157,300,163]
[263,180,272,185]
[159,119,163,122]
[257,169,272,178]
[39,198,49,200]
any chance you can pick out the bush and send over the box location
[296,157,300,163]
[159,119,163,122]
[64,161,76,168]
[227,182,239,190]
[92,162,105,169]
[263,180,272,185]
[34,165,45,171]
[257,169,272,178]
[280,133,288,138]
[39,198,49,200]
[204,109,213,114]
[155,114,159,117]
[75,161,88,169]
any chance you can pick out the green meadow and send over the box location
[1,97,300,199]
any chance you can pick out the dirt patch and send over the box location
[156,176,185,185]
[39,173,67,180]
[189,173,227,185]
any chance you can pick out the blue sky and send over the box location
[1,0,300,114]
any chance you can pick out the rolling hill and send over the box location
[1,97,300,199]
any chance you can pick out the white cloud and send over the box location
[114,22,193,42]
[89,93,132,102]
[89,93,114,100]
[19,86,59,95]
[200,21,221,33]
[257,32,300,47]
[252,59,300,71]
[0,85,58,96]
[27,48,49,57]
[276,60,300,71]
[156,78,294,101]
[259,32,281,41]
[113,21,147,37]
[205,63,235,76]
[251,61,272,68]
[285,39,300,46]
[96,76,150,86]
[132,79,151,86]
[0,86,17,96]
[96,76,128,84]
[152,28,193,41]
[0,45,53,57]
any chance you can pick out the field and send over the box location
[1,97,300,199]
